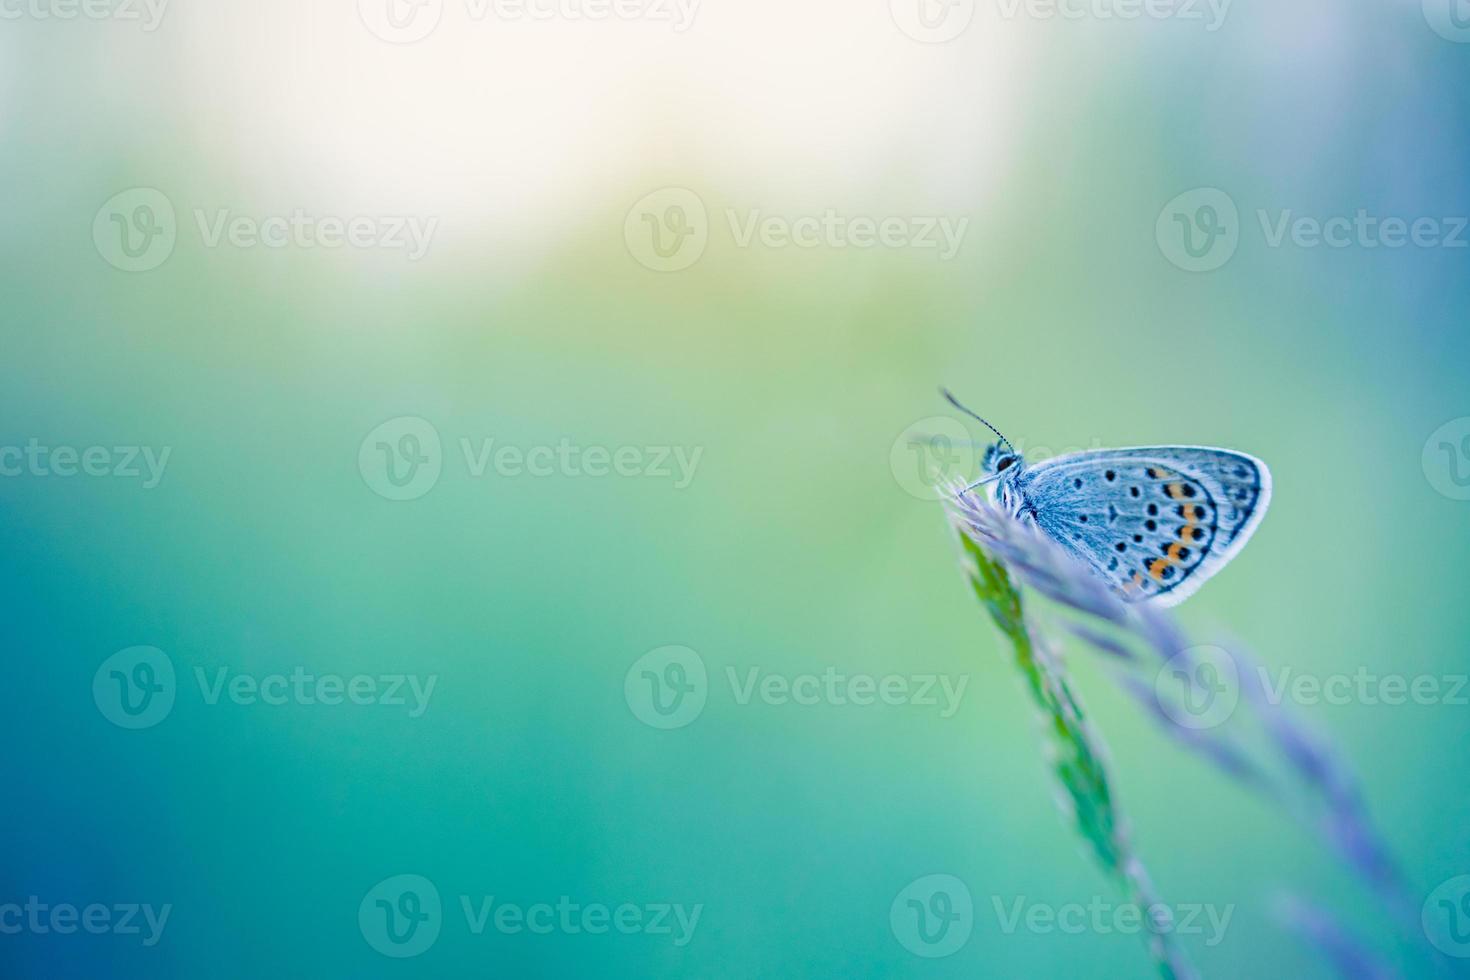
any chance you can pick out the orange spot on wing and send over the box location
[1148,558,1170,580]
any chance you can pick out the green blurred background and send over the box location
[2,0,1469,976]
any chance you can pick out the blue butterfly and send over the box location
[943,389,1271,608]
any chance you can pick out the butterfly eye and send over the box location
[997,456,1015,472]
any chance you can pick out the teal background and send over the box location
[2,2,1469,977]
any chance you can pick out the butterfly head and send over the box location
[981,443,1024,481]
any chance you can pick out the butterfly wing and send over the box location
[1015,447,1271,607]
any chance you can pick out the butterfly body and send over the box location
[979,442,1271,607]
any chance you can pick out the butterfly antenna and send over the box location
[939,387,1013,454]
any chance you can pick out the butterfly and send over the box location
[942,389,1271,608]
